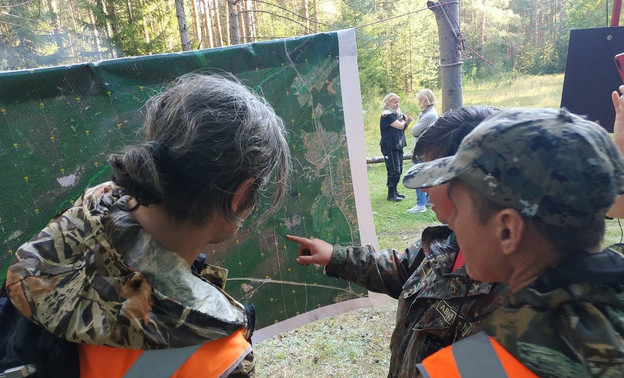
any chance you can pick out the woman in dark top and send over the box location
[380,93,412,202]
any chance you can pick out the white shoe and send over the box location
[407,204,427,213]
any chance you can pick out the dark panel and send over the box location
[561,26,624,132]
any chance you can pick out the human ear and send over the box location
[495,209,525,256]
[231,178,256,213]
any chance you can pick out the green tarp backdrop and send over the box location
[0,29,379,330]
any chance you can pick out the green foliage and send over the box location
[1,0,618,99]
[565,0,607,29]
[1,2,58,70]
[90,0,180,57]
[515,42,566,74]
[460,0,524,80]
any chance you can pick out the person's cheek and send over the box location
[447,209,457,230]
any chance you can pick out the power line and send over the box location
[353,1,492,67]
[249,0,329,27]
[355,2,446,29]
[241,10,310,30]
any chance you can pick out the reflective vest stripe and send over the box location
[123,344,203,378]
[453,332,508,377]
[417,332,538,378]
[416,347,461,378]
[79,328,250,378]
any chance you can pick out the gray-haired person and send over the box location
[405,108,624,377]
[5,74,290,377]
[407,88,438,213]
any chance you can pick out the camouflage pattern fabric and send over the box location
[326,225,506,377]
[481,245,624,377]
[403,108,624,228]
[6,182,255,375]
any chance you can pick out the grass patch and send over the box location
[367,161,438,250]
[255,301,397,377]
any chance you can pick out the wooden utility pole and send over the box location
[427,1,462,112]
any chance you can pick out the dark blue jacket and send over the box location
[380,113,407,150]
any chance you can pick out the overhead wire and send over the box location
[354,1,492,67]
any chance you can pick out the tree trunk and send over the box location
[125,0,133,23]
[106,0,120,37]
[175,0,192,51]
[190,0,201,47]
[203,0,215,48]
[224,0,231,45]
[99,0,118,57]
[312,0,318,33]
[66,0,79,57]
[428,1,462,112]
[301,0,310,34]
[228,0,240,44]
[478,0,486,49]
[213,0,224,47]
[239,0,247,43]
[46,0,66,57]
[244,0,255,42]
[252,0,259,39]
[88,9,103,57]
[138,0,150,44]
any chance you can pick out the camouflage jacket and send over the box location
[6,182,255,375]
[481,244,624,377]
[326,225,506,378]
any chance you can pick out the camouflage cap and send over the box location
[403,108,624,227]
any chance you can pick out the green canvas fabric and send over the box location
[0,31,366,327]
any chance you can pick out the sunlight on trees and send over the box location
[0,0,618,95]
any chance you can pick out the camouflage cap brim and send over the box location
[403,107,624,228]
[403,156,457,189]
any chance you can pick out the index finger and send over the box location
[286,234,310,245]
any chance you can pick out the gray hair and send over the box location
[416,89,436,106]
[109,74,291,225]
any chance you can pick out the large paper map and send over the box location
[0,29,380,335]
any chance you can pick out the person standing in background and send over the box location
[407,89,438,213]
[380,93,413,202]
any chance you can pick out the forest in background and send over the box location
[0,0,618,97]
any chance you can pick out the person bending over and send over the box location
[5,74,290,377]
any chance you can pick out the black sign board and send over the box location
[561,26,624,132]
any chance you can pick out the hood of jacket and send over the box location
[6,182,248,349]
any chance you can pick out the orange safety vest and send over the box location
[416,332,537,378]
[79,328,251,378]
